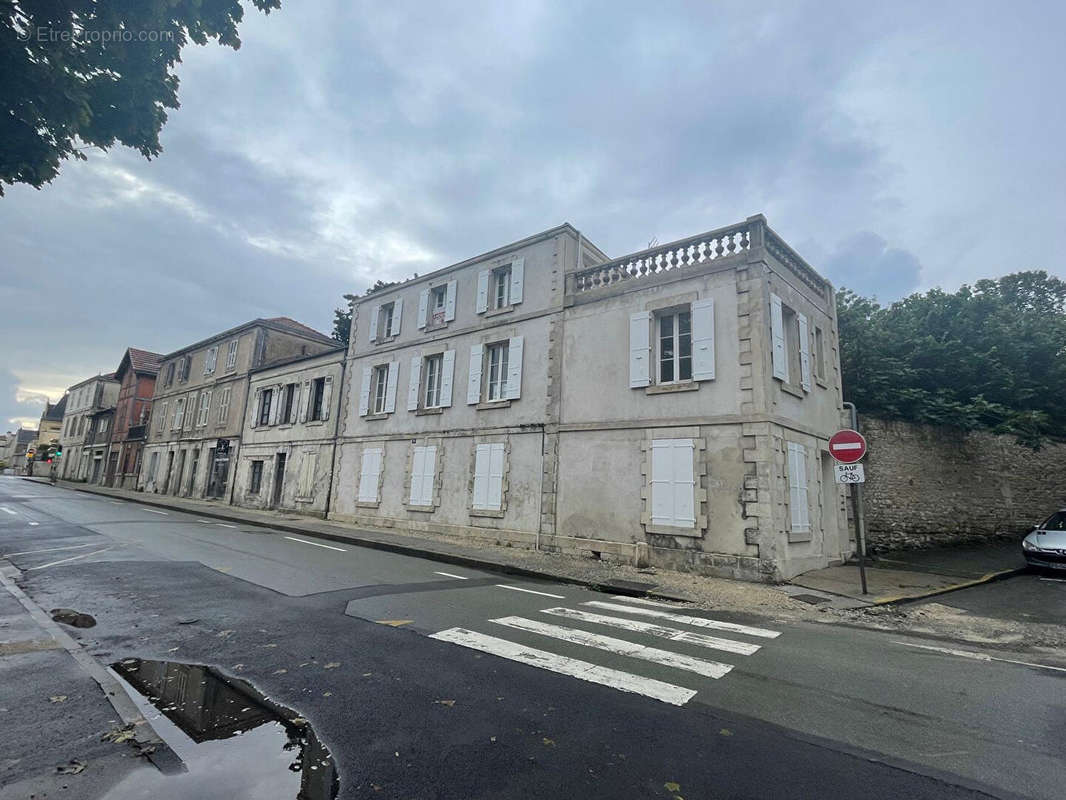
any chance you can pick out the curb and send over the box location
[872,567,1027,606]
[22,478,691,604]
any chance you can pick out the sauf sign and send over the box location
[829,428,867,483]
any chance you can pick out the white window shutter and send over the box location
[269,385,282,425]
[467,345,483,404]
[390,298,403,337]
[445,280,457,321]
[322,375,334,420]
[417,289,429,329]
[476,270,489,313]
[369,305,380,343]
[691,298,716,381]
[510,258,524,305]
[407,356,422,411]
[423,445,437,505]
[488,443,505,510]
[299,380,311,422]
[472,444,490,509]
[384,361,399,412]
[409,446,425,504]
[629,312,651,388]
[358,367,371,416]
[798,312,811,392]
[504,336,523,400]
[440,349,455,407]
[650,439,695,528]
[358,447,381,502]
[771,293,788,382]
[788,443,810,532]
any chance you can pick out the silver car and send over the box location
[1022,509,1066,571]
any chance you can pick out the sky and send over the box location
[2,0,1064,430]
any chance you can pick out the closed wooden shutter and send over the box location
[299,380,311,422]
[445,279,457,321]
[369,305,380,343]
[417,289,429,329]
[467,345,483,405]
[629,312,651,388]
[384,362,398,412]
[410,445,436,506]
[798,313,811,392]
[476,270,489,313]
[321,375,333,420]
[771,293,788,382]
[440,350,455,407]
[472,444,491,509]
[504,336,523,400]
[390,298,403,337]
[510,258,525,305]
[358,367,371,416]
[358,447,382,502]
[788,442,810,535]
[408,356,422,411]
[691,298,716,381]
[650,439,696,528]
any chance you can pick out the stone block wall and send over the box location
[859,416,1066,550]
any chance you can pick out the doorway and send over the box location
[163,451,174,494]
[187,448,200,497]
[174,450,187,495]
[272,452,287,508]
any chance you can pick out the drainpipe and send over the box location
[322,357,346,519]
[841,401,868,594]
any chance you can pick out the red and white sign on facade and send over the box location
[828,428,867,464]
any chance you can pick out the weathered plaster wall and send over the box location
[860,416,1066,549]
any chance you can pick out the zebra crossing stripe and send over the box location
[610,595,689,609]
[490,616,733,679]
[540,607,760,656]
[429,628,696,706]
[583,601,781,639]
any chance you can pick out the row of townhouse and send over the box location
[46,214,849,582]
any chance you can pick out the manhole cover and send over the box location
[791,593,831,605]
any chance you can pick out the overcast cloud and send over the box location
[1,0,1063,429]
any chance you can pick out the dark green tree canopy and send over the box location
[1,0,279,196]
[838,271,1066,447]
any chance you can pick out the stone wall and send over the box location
[859,416,1066,550]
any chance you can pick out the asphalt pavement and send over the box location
[1,475,1063,800]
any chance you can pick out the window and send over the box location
[770,293,812,392]
[419,281,457,329]
[423,354,443,408]
[357,447,383,503]
[217,387,231,424]
[196,391,212,427]
[173,398,186,430]
[164,362,175,386]
[372,364,389,414]
[492,266,511,309]
[649,439,696,529]
[157,402,168,432]
[310,377,326,421]
[258,388,273,426]
[409,445,437,506]
[430,285,447,325]
[148,451,159,482]
[98,417,109,434]
[281,383,297,424]
[787,442,810,536]
[226,339,239,370]
[249,460,264,494]
[203,346,218,375]
[814,326,826,382]
[178,356,191,383]
[1040,512,1066,531]
[472,443,505,511]
[486,341,509,401]
[378,302,395,340]
[297,452,317,498]
[657,310,692,384]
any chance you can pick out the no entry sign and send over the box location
[828,429,867,464]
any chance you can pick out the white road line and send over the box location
[26,547,112,571]
[610,595,690,609]
[429,628,696,706]
[215,523,237,529]
[541,607,760,656]
[1038,577,1066,583]
[284,536,347,552]
[2,543,98,558]
[583,601,781,639]
[110,500,123,505]
[434,571,469,580]
[140,508,168,515]
[28,522,39,526]
[495,584,565,599]
[197,519,214,523]
[894,641,1066,673]
[0,506,17,515]
[491,616,733,679]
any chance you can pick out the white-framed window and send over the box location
[297,452,317,498]
[280,383,297,424]
[157,402,168,433]
[656,309,692,384]
[98,417,109,434]
[430,285,447,325]
[226,339,239,370]
[492,266,511,309]
[472,443,505,511]
[649,438,696,529]
[409,445,437,506]
[357,447,383,503]
[249,460,264,494]
[203,346,218,375]
[196,391,212,427]
[486,341,509,401]
[378,302,394,339]
[476,259,523,314]
[258,388,274,426]
[310,377,327,421]
[372,364,389,414]
[164,362,175,387]
[787,442,810,535]
[423,354,443,408]
[217,387,231,423]
[770,293,812,392]
[172,398,186,430]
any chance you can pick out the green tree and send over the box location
[838,271,1066,447]
[1,0,280,196]
[331,293,357,347]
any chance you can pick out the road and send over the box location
[1,475,1062,799]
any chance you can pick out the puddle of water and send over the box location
[108,659,338,800]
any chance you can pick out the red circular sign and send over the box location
[828,429,867,464]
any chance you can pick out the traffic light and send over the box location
[55,446,62,458]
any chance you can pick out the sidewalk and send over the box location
[791,540,1027,605]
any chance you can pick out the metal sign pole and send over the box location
[842,402,868,594]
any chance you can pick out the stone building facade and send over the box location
[106,348,162,489]
[330,216,848,581]
[140,318,336,501]
[232,348,346,515]
[59,375,118,480]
